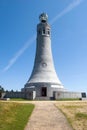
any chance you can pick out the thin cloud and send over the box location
[50,0,84,25]
[3,0,84,72]
[3,35,36,72]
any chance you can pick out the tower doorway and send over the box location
[41,87,47,96]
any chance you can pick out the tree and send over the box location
[0,85,4,98]
[0,86,4,92]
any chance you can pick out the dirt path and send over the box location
[24,101,73,130]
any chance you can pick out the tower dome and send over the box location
[39,13,48,23]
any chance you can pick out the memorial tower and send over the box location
[23,13,64,99]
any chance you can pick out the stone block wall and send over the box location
[4,92,25,98]
[54,91,82,100]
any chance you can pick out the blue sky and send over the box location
[0,0,87,93]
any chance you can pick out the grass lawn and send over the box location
[56,101,87,130]
[56,98,80,101]
[10,98,28,101]
[0,101,34,130]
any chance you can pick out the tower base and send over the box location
[22,82,66,100]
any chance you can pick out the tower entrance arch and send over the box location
[41,87,47,96]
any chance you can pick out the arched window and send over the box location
[48,31,50,35]
[43,28,45,34]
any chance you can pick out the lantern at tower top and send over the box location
[39,13,48,23]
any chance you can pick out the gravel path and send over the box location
[24,101,73,130]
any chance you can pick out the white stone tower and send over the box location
[24,13,64,99]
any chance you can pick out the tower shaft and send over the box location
[29,22,61,85]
